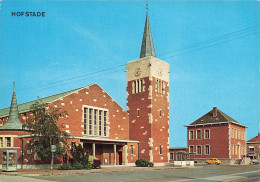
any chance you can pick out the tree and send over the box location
[23,101,70,167]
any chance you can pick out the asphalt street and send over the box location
[0,165,259,182]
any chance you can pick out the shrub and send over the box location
[148,162,154,167]
[84,164,92,170]
[88,156,99,165]
[135,159,150,167]
[73,162,84,170]
[92,159,101,169]
[58,164,72,170]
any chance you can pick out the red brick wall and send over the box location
[50,84,130,140]
[187,124,230,159]
[128,77,169,163]
[230,124,247,159]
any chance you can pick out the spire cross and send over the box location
[13,81,15,90]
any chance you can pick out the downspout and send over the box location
[21,138,24,169]
[138,143,139,159]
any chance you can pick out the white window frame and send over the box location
[196,130,202,140]
[204,144,210,155]
[196,145,202,155]
[189,130,194,140]
[204,129,210,139]
[82,105,109,137]
[189,145,194,153]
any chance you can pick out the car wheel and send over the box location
[206,162,209,165]
[215,162,218,165]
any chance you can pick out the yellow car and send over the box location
[205,158,221,165]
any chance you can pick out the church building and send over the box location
[0,8,170,168]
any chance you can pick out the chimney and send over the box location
[213,107,217,117]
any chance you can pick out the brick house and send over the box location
[169,147,188,162]
[246,133,260,159]
[0,10,170,168]
[185,107,247,164]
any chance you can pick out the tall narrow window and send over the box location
[196,130,201,139]
[159,109,162,117]
[238,129,240,139]
[104,111,107,136]
[137,109,140,117]
[0,137,3,148]
[6,137,11,147]
[197,146,202,155]
[205,145,210,155]
[94,109,97,135]
[130,145,134,155]
[89,109,92,135]
[204,129,210,139]
[189,130,194,140]
[231,128,234,138]
[235,129,237,139]
[159,145,162,155]
[232,144,234,155]
[189,145,194,153]
[84,108,87,134]
[99,110,102,136]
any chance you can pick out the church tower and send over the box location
[126,10,170,164]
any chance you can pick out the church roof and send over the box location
[0,83,24,130]
[185,107,247,128]
[140,12,156,58]
[0,86,82,118]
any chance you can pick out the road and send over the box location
[0,165,259,182]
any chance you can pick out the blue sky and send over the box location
[0,0,259,147]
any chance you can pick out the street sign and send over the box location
[51,145,56,153]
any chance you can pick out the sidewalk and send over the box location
[0,165,198,177]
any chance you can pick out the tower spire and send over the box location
[0,82,23,130]
[140,1,156,58]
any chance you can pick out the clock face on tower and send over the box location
[158,69,163,76]
[134,68,141,77]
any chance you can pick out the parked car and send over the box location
[251,159,260,165]
[205,158,222,165]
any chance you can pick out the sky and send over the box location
[0,0,259,147]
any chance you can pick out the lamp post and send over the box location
[51,145,56,175]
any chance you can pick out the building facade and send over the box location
[185,107,247,164]
[246,133,260,159]
[126,12,170,164]
[0,9,170,168]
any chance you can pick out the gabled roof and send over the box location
[140,12,156,58]
[185,107,247,128]
[0,86,84,118]
[0,84,24,130]
[247,133,260,143]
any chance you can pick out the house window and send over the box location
[0,137,3,148]
[238,130,240,139]
[137,109,140,117]
[159,145,162,155]
[130,145,134,155]
[235,129,237,139]
[235,145,237,154]
[205,145,210,155]
[204,129,210,139]
[6,137,11,147]
[159,109,162,117]
[170,153,174,160]
[196,146,202,155]
[189,130,194,140]
[83,106,108,137]
[249,146,254,152]
[231,128,234,138]
[196,130,201,139]
[232,144,234,155]
[189,145,194,153]
[241,131,243,140]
